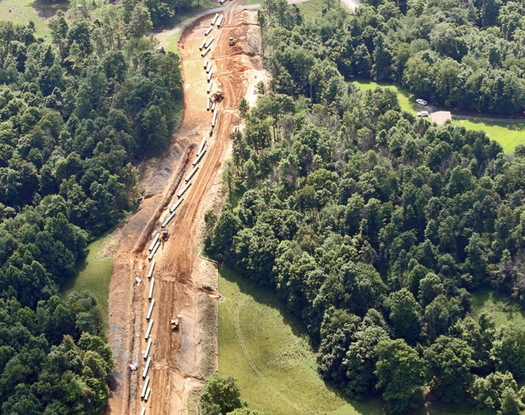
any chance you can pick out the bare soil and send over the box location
[105,3,263,415]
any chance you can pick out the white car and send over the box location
[416,98,427,105]
[417,111,430,117]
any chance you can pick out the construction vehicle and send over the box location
[211,90,224,102]
[228,37,237,46]
[171,314,182,330]
[160,225,169,242]
[171,318,180,330]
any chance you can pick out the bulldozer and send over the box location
[211,90,224,102]
[228,37,237,46]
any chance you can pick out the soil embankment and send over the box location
[105,3,265,414]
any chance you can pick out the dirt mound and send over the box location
[105,4,263,415]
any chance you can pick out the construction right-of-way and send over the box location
[126,1,264,415]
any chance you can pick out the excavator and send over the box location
[210,90,224,102]
[228,37,237,46]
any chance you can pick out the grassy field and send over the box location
[297,0,326,21]
[471,288,525,328]
[452,119,525,154]
[0,0,63,37]
[62,236,113,329]
[217,266,382,415]
[352,79,525,153]
[217,266,496,415]
[352,78,418,113]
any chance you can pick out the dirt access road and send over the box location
[105,3,264,415]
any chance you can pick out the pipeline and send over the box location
[142,356,152,379]
[199,39,206,50]
[141,376,150,398]
[148,233,160,251]
[145,319,154,340]
[177,181,192,198]
[185,165,199,183]
[161,210,176,228]
[211,109,218,127]
[207,80,214,93]
[143,338,152,359]
[146,299,155,320]
[147,259,156,279]
[193,148,206,166]
[211,13,219,25]
[145,387,152,402]
[201,46,211,57]
[217,14,224,27]
[170,196,184,213]
[204,36,214,49]
[197,137,207,156]
[148,278,155,300]
[148,241,160,261]
[205,26,213,36]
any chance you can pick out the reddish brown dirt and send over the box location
[105,2,263,415]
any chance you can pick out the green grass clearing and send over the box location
[471,288,525,328]
[297,0,326,21]
[218,265,383,415]
[0,0,65,37]
[218,266,496,415]
[452,119,525,154]
[162,31,183,54]
[62,236,113,330]
[352,78,418,113]
[353,79,525,154]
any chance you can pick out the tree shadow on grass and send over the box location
[30,0,68,20]
[218,264,387,414]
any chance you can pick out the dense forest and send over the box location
[205,1,525,413]
[259,0,525,114]
[0,0,182,412]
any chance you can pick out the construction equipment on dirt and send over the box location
[171,315,181,330]
[210,90,224,102]
[160,225,169,241]
[228,37,237,46]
